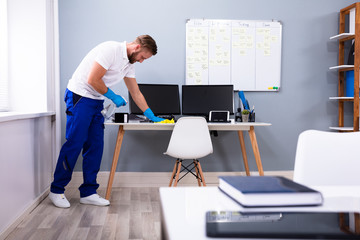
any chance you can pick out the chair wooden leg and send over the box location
[174,160,182,187]
[194,160,201,186]
[169,160,179,187]
[196,160,206,186]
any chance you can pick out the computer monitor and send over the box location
[129,84,181,115]
[182,85,234,117]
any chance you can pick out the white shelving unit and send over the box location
[329,3,360,132]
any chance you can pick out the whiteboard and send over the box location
[186,19,282,91]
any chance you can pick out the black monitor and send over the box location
[129,84,181,115]
[182,85,234,117]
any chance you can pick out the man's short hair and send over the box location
[135,35,157,55]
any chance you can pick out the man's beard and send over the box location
[128,51,139,64]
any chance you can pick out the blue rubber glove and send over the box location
[103,88,127,107]
[144,108,166,123]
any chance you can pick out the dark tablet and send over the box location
[206,211,359,239]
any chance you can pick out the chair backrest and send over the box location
[293,130,360,186]
[164,117,213,159]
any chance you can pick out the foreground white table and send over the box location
[104,121,271,199]
[159,186,360,240]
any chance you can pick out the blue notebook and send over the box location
[218,176,323,207]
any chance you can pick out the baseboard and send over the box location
[0,188,50,240]
[68,171,294,188]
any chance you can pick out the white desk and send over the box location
[159,186,360,240]
[104,121,271,199]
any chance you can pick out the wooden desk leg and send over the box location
[248,126,264,176]
[237,131,250,176]
[105,125,125,200]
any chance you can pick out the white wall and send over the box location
[59,0,355,173]
[0,116,53,236]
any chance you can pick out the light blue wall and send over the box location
[59,0,355,172]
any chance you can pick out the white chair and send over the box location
[293,129,360,234]
[293,129,360,187]
[164,117,213,187]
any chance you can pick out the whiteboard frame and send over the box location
[185,19,282,92]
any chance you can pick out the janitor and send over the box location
[49,35,165,208]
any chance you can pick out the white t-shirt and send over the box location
[67,41,136,100]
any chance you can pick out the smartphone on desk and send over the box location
[206,211,359,239]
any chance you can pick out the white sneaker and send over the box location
[49,192,70,208]
[80,194,110,206]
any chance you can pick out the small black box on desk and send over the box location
[114,113,129,123]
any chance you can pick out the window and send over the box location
[1,0,59,113]
[0,0,8,111]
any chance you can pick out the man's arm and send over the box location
[88,61,126,107]
[87,62,108,94]
[124,77,165,122]
[124,77,149,112]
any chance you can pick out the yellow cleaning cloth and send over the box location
[157,119,175,124]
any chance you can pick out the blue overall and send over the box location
[51,89,104,198]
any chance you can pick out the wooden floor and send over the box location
[4,172,293,240]
[5,187,161,240]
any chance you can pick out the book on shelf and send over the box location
[218,176,323,207]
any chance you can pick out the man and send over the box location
[49,35,165,208]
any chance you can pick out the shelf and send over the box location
[329,97,360,101]
[329,33,355,40]
[329,126,358,131]
[329,65,354,70]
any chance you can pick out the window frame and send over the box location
[0,0,8,112]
